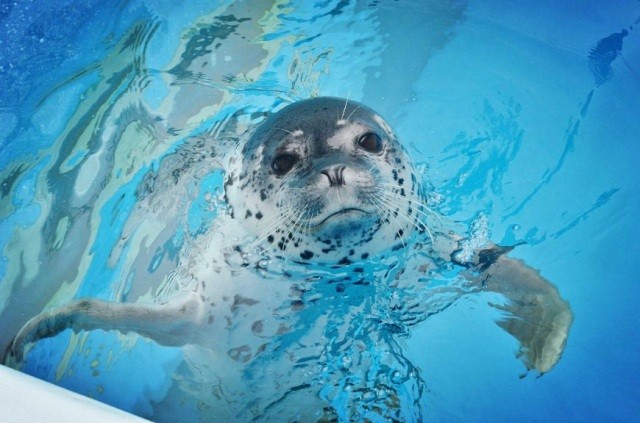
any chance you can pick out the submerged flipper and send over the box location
[469,251,573,373]
[4,292,205,364]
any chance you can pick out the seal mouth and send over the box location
[312,208,369,228]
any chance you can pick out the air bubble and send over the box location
[361,389,376,402]
[376,386,388,399]
[341,355,351,368]
[390,370,404,384]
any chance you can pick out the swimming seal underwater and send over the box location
[4,97,573,421]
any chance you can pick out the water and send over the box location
[1,0,639,421]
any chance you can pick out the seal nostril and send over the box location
[321,169,333,186]
[336,166,346,186]
[321,166,347,187]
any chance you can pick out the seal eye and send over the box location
[272,153,298,175]
[357,132,382,153]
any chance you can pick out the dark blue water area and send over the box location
[0,0,227,165]
[0,0,143,136]
[1,0,639,421]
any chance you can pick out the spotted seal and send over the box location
[5,97,572,421]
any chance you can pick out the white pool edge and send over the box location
[0,365,148,422]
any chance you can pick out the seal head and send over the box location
[225,97,428,264]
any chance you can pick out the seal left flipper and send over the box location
[5,291,206,364]
[468,251,573,374]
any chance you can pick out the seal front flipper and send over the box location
[5,291,206,364]
[466,252,573,374]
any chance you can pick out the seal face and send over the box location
[224,97,428,263]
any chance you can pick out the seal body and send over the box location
[6,97,573,422]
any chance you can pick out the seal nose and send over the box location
[321,165,346,186]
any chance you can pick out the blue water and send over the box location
[1,0,639,421]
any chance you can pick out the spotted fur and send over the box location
[223,97,432,263]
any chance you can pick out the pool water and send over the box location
[1,0,639,421]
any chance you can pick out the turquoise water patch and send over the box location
[23,330,182,416]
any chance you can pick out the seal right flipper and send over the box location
[466,251,573,374]
[5,291,206,364]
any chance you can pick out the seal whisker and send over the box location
[377,187,440,222]
[249,216,288,250]
[296,203,313,257]
[372,192,434,245]
[382,198,438,240]
[377,192,438,223]
[281,203,308,252]
[369,195,408,249]
[255,209,299,251]
[340,92,350,121]
[370,194,409,244]
[345,105,360,123]
[371,192,426,231]
[274,126,304,137]
[249,203,298,249]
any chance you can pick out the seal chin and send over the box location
[309,208,377,237]
[313,208,369,228]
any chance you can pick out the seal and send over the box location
[5,97,573,421]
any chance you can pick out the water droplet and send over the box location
[512,224,520,231]
[341,355,351,368]
[376,386,388,399]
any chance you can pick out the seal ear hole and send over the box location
[357,132,383,154]
[272,153,298,175]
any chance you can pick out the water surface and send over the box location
[1,0,639,421]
